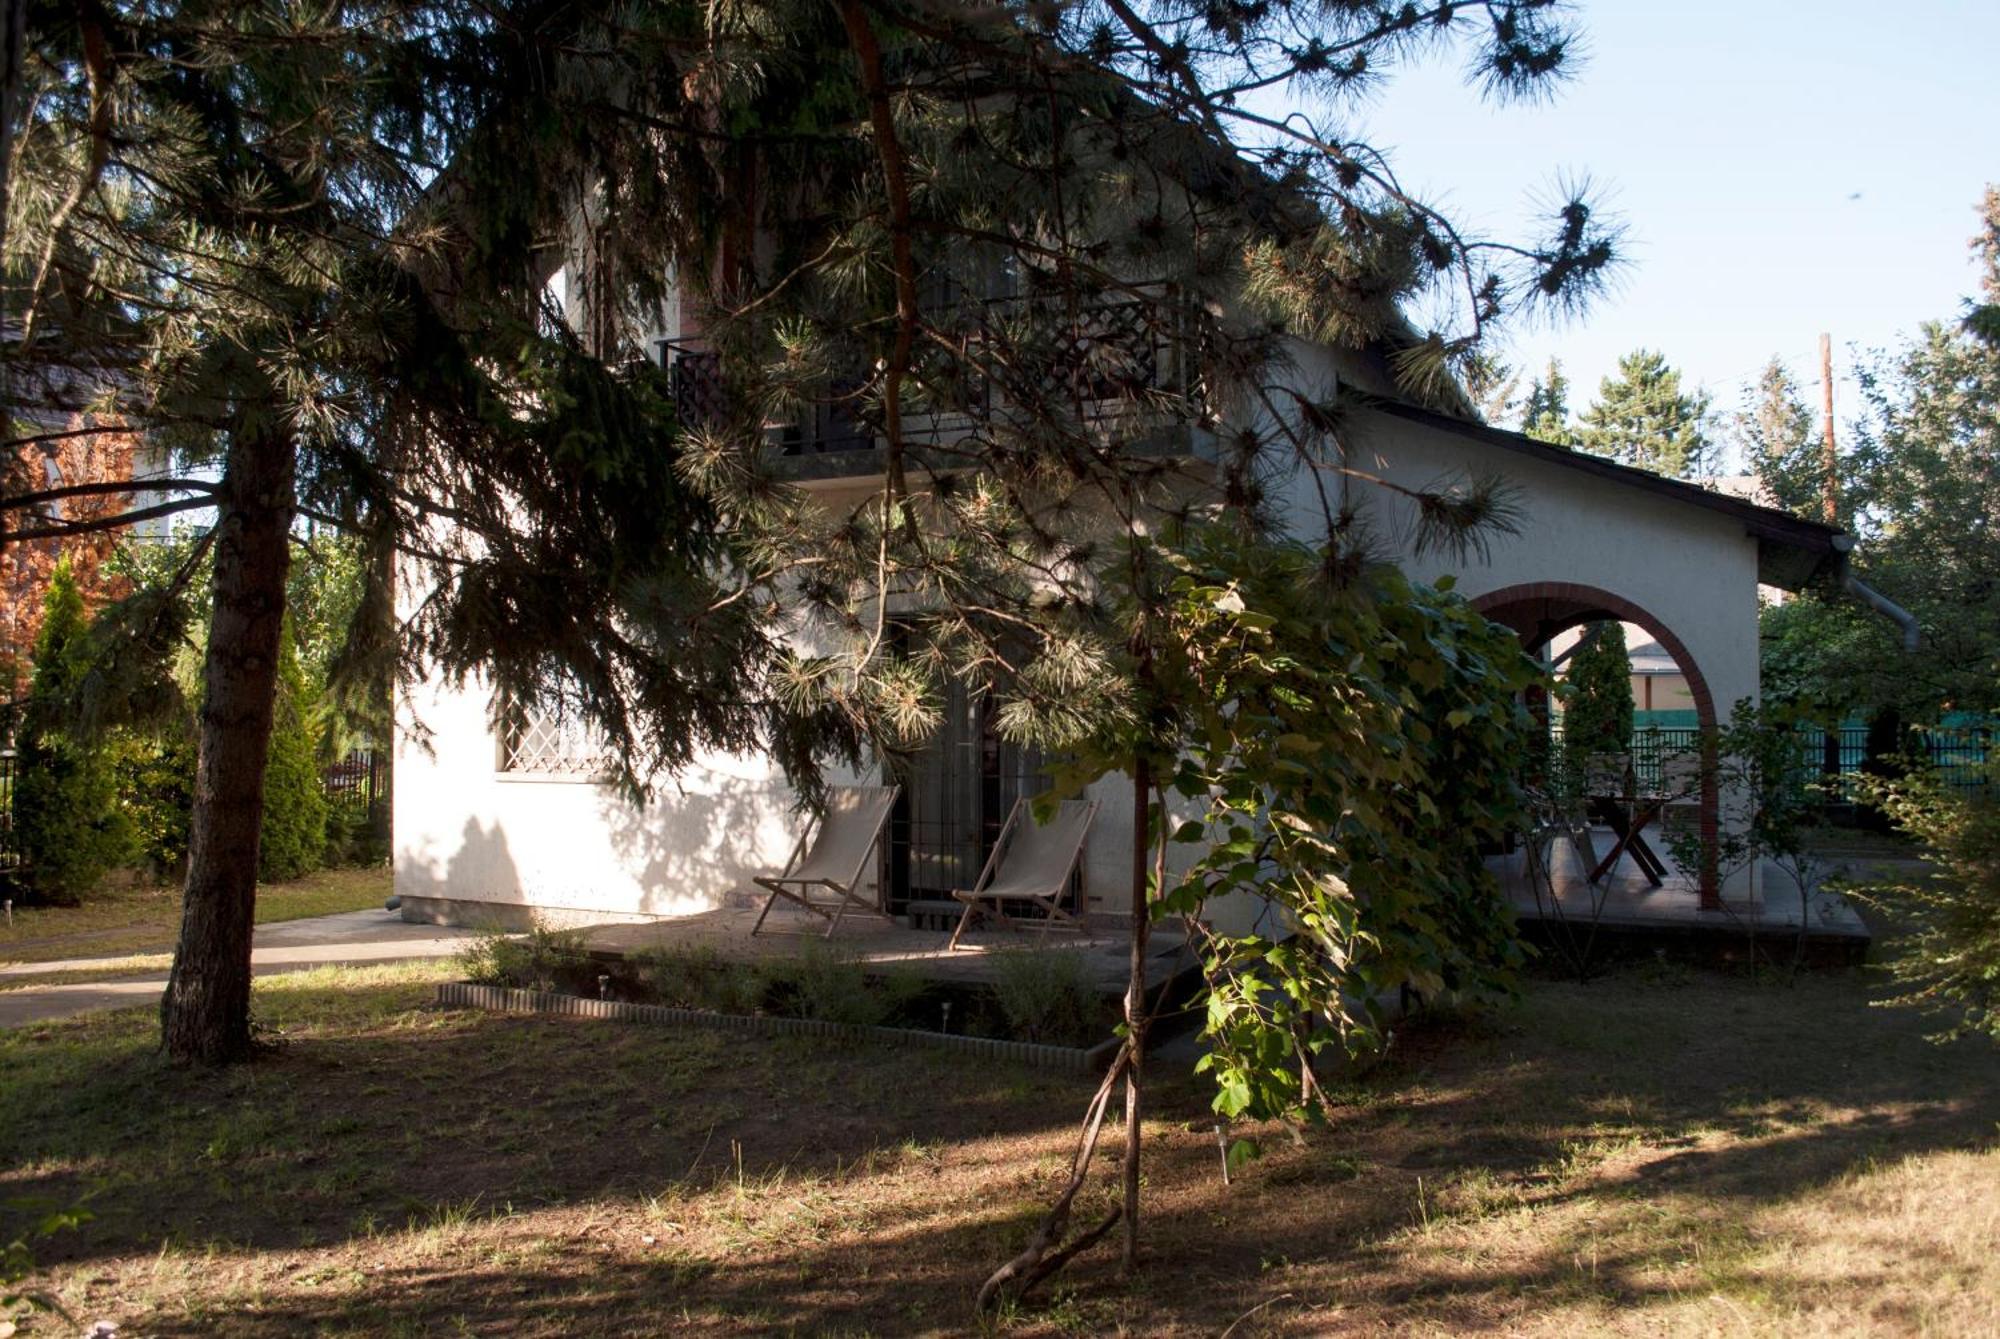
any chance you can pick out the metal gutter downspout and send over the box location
[1830,534,1921,652]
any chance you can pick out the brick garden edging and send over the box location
[436,981,1123,1074]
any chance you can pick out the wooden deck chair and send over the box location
[1658,751,1704,837]
[1525,817,1600,898]
[947,797,1099,951]
[751,785,900,939]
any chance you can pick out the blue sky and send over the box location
[1311,1,1998,459]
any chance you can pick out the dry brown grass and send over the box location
[2,951,1996,1336]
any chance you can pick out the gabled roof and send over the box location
[1627,640,1679,674]
[1357,397,1846,591]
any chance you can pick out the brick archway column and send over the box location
[1471,581,1723,909]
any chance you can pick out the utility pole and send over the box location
[1820,333,1839,525]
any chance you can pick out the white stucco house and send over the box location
[393,288,1852,926]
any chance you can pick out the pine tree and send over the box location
[1521,358,1577,445]
[6,0,1624,1291]
[1578,349,1713,477]
[6,4,831,1062]
[623,4,1615,1291]
[1764,189,2000,724]
[1833,186,2000,717]
[1965,186,2000,349]
[1462,350,1520,425]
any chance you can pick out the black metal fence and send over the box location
[1556,723,1992,803]
[323,748,390,831]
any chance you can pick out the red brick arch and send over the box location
[1471,581,1722,907]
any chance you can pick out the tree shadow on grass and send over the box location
[0,978,1089,1261]
[3,960,1998,1334]
[1224,963,2000,1332]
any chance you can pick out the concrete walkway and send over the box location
[0,908,480,1029]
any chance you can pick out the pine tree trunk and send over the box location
[160,427,294,1064]
[0,0,26,258]
[1122,754,1151,1273]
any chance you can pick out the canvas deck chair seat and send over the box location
[1525,815,1603,907]
[752,785,900,938]
[948,797,1099,951]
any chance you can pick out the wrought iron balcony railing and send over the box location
[654,285,1211,464]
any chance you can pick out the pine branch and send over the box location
[0,477,220,510]
[0,423,146,450]
[836,0,919,514]
[19,4,115,345]
[0,495,217,542]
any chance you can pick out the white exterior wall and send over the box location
[395,673,844,925]
[396,361,1768,924]
[1339,404,1762,727]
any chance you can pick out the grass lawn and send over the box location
[0,866,391,966]
[1,955,1996,1336]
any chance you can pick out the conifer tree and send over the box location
[1964,186,2000,349]
[1578,349,1713,477]
[5,2,842,1062]
[1463,350,1520,425]
[1839,188,2000,715]
[256,628,328,882]
[607,0,1615,1290]
[1733,358,1825,518]
[1562,621,1634,771]
[11,556,127,901]
[1521,357,1577,445]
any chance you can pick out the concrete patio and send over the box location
[575,897,1191,996]
[1491,820,1872,965]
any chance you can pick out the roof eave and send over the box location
[1353,396,1846,592]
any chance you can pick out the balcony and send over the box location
[655,287,1213,483]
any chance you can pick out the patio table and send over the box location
[1585,792,1668,887]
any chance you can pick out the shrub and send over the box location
[632,943,766,1013]
[11,559,130,903]
[257,629,328,882]
[458,925,598,994]
[322,792,388,868]
[114,733,197,881]
[988,946,1108,1047]
[1851,763,2000,1042]
[763,944,922,1028]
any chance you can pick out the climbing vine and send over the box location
[1061,527,1541,1125]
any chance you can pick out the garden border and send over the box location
[436,981,1124,1073]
